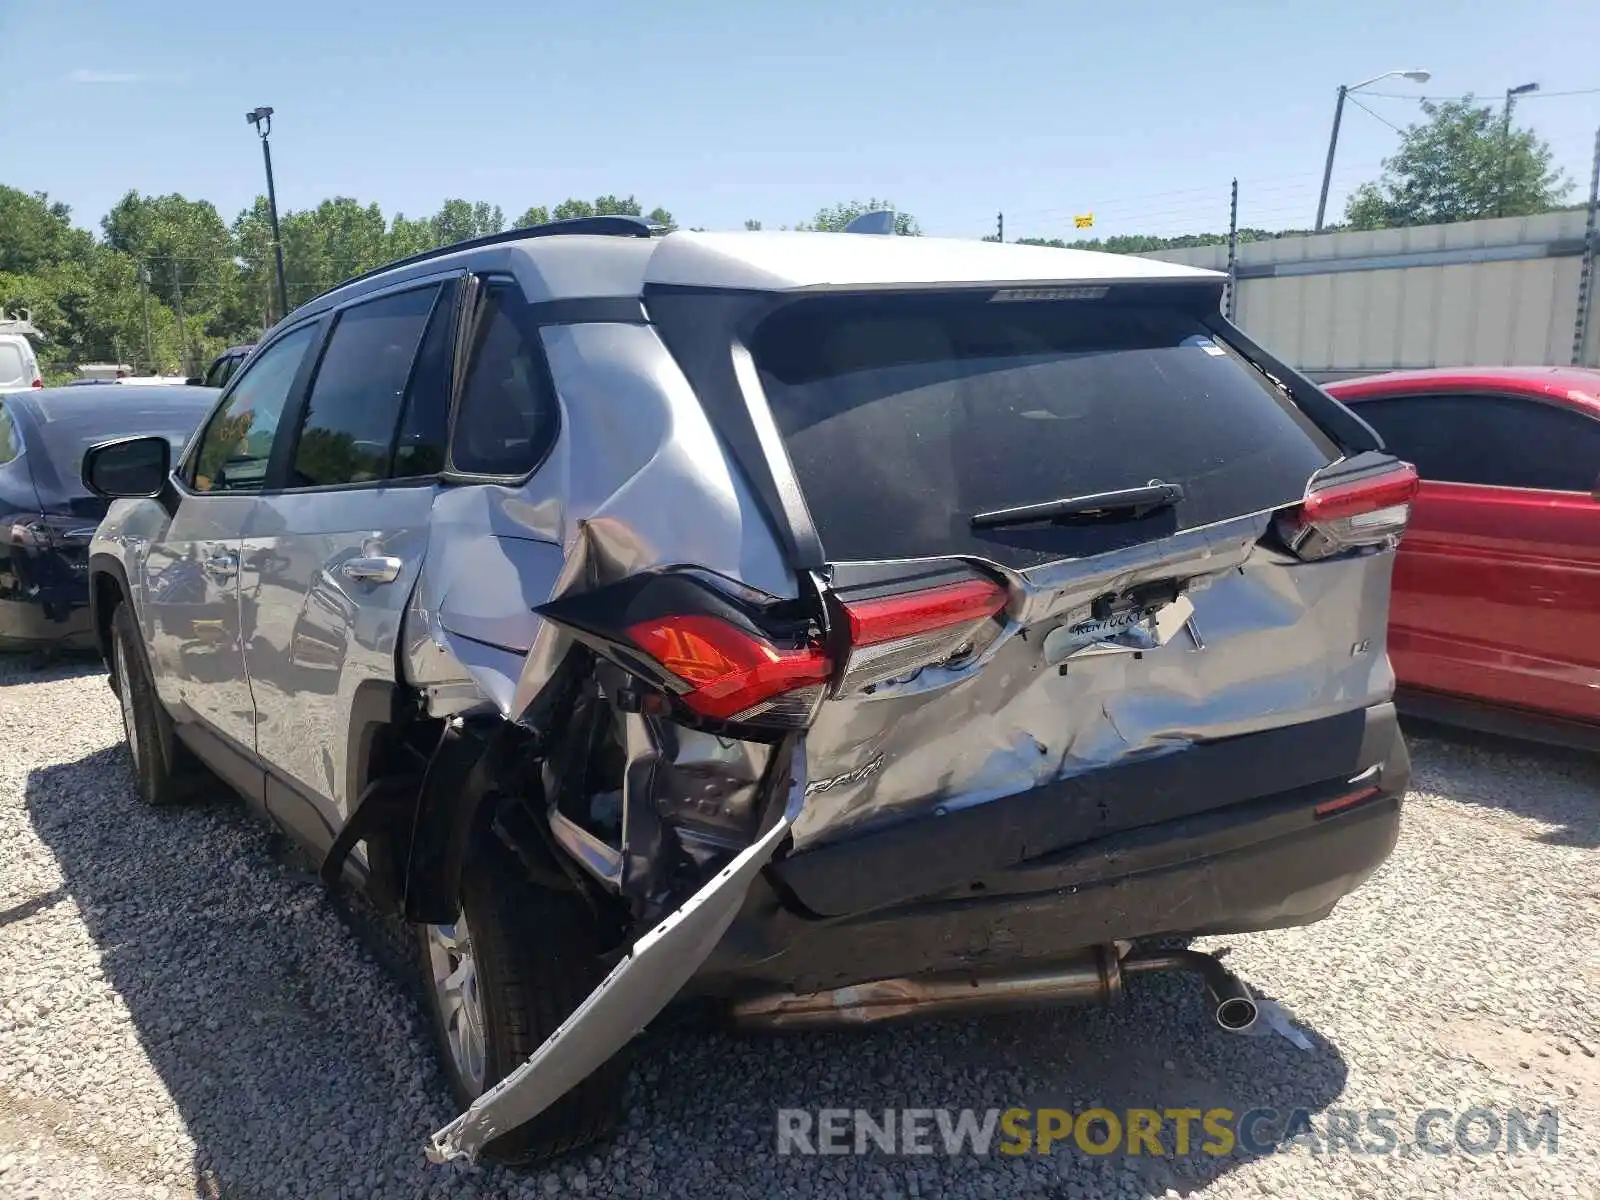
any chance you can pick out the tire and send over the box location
[417,837,626,1165]
[110,601,203,807]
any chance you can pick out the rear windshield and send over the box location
[751,291,1338,567]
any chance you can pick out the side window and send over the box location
[192,324,317,493]
[449,282,558,477]
[390,287,454,478]
[1357,394,1600,492]
[0,403,19,464]
[288,285,440,488]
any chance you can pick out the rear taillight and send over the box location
[626,614,832,725]
[1276,461,1418,562]
[573,572,1010,729]
[833,578,1009,693]
[31,378,43,388]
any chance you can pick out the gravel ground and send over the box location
[2,652,1597,1200]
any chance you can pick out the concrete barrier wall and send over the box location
[1144,211,1597,376]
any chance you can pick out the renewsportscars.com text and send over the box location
[776,1107,1559,1158]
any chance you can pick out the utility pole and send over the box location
[247,106,290,321]
[1226,179,1240,322]
[1573,126,1600,366]
[171,261,189,378]
[996,211,1004,243]
[1315,86,1348,234]
[137,264,154,373]
[1498,82,1539,218]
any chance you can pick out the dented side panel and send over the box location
[400,321,797,723]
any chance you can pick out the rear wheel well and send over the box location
[354,707,618,940]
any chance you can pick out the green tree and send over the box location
[101,191,234,315]
[432,198,504,245]
[803,199,921,236]
[743,218,763,231]
[1345,97,1570,229]
[0,187,95,275]
[387,213,440,259]
[519,196,672,227]
[552,198,595,221]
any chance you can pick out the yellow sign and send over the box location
[1074,213,1094,229]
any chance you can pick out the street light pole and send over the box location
[1315,68,1432,233]
[1498,82,1540,218]
[246,106,290,322]
[1315,86,1349,233]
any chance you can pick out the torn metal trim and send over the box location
[426,762,802,1164]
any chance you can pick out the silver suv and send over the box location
[84,216,1413,1165]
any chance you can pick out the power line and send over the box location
[1361,86,1600,101]
[1346,95,1406,135]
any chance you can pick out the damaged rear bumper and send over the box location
[701,770,1402,997]
[701,703,1408,995]
[425,704,1406,1162]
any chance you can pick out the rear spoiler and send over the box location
[1206,315,1384,455]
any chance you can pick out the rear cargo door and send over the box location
[744,286,1391,911]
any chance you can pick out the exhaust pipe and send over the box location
[730,946,1123,1029]
[1122,948,1259,1033]
[729,944,1258,1033]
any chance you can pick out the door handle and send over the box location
[341,555,403,585]
[202,554,237,580]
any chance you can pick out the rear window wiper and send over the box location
[970,481,1184,530]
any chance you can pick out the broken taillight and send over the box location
[625,577,1009,721]
[833,578,1010,694]
[1275,461,1419,562]
[626,614,832,725]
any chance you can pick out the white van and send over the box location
[0,331,43,394]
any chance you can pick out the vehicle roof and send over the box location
[1328,366,1600,416]
[298,229,1222,322]
[642,231,1222,291]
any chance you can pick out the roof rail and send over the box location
[299,214,663,310]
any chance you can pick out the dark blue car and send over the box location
[0,385,215,649]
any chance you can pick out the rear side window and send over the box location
[751,293,1338,567]
[289,285,441,488]
[204,354,238,389]
[1353,393,1600,493]
[449,282,558,478]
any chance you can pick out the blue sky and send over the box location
[1,0,1597,243]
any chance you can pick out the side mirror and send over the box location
[185,376,204,386]
[83,435,172,499]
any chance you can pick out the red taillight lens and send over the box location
[1314,785,1382,818]
[31,377,43,389]
[835,578,1009,694]
[626,614,832,725]
[1277,462,1418,561]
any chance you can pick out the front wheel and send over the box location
[416,838,626,1165]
